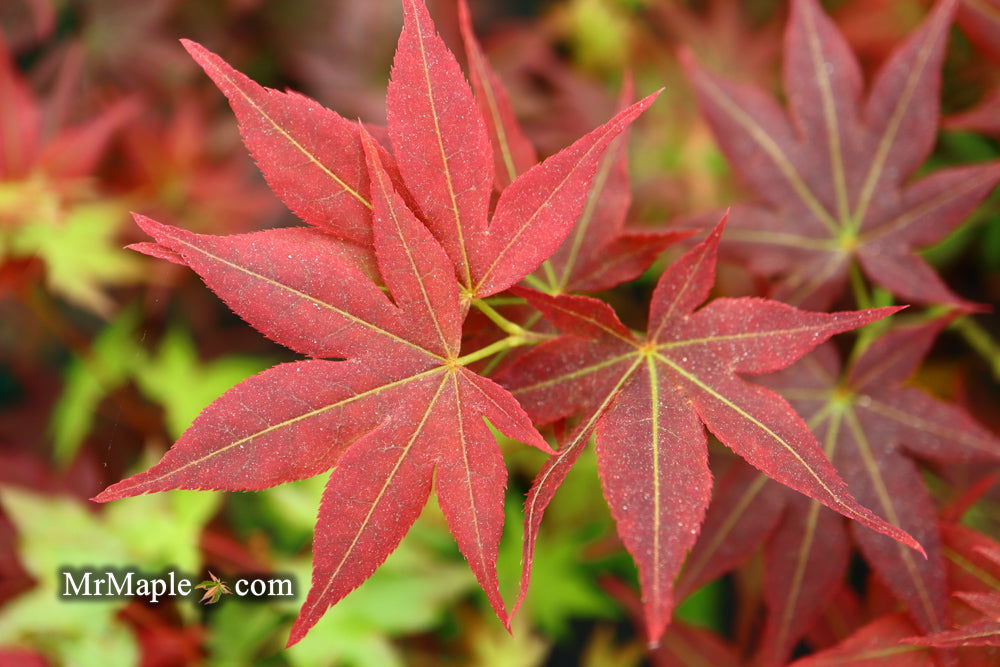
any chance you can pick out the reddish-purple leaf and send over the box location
[595,359,711,640]
[92,0,653,636]
[675,460,785,600]
[290,408,437,645]
[457,0,536,188]
[104,196,550,643]
[759,491,851,665]
[683,0,1000,309]
[387,0,493,288]
[529,78,690,295]
[752,321,1000,648]
[499,218,920,645]
[475,93,661,297]
[790,614,933,666]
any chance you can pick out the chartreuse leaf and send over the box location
[51,313,269,464]
[95,0,665,646]
[562,0,633,73]
[497,501,616,637]
[684,0,1000,310]
[133,327,270,439]
[0,486,218,666]
[51,308,143,464]
[8,199,142,316]
[498,219,920,645]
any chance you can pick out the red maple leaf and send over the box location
[677,320,1000,662]
[497,218,922,646]
[946,86,1000,139]
[93,0,659,646]
[795,525,1000,664]
[789,613,932,666]
[458,2,688,296]
[957,0,1000,62]
[0,34,132,185]
[682,0,1000,310]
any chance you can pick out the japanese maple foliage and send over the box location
[92,0,661,646]
[457,9,688,296]
[497,219,922,646]
[75,0,1000,657]
[792,523,1000,664]
[683,0,1000,311]
[678,320,1000,663]
[0,34,137,314]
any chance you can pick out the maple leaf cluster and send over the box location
[88,0,1000,659]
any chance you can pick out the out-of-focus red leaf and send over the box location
[457,0,536,189]
[675,459,785,600]
[683,0,999,310]
[747,321,1000,658]
[758,491,850,665]
[957,0,1000,62]
[790,614,933,666]
[946,87,1000,139]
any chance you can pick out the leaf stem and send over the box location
[845,263,889,369]
[455,334,535,366]
[540,260,560,292]
[479,310,545,376]
[521,273,550,292]
[952,316,1000,381]
[849,262,872,310]
[473,298,528,336]
[482,296,527,307]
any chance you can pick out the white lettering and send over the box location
[106,571,132,596]
[269,579,293,596]
[62,571,91,596]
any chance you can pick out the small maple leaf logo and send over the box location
[194,572,232,604]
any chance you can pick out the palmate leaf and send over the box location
[530,77,693,296]
[456,9,688,296]
[676,321,1000,663]
[388,0,656,299]
[683,0,1000,310]
[897,526,1000,654]
[497,219,922,645]
[94,0,659,646]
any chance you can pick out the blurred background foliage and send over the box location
[0,0,997,665]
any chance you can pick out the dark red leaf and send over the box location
[683,0,999,309]
[499,218,919,644]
